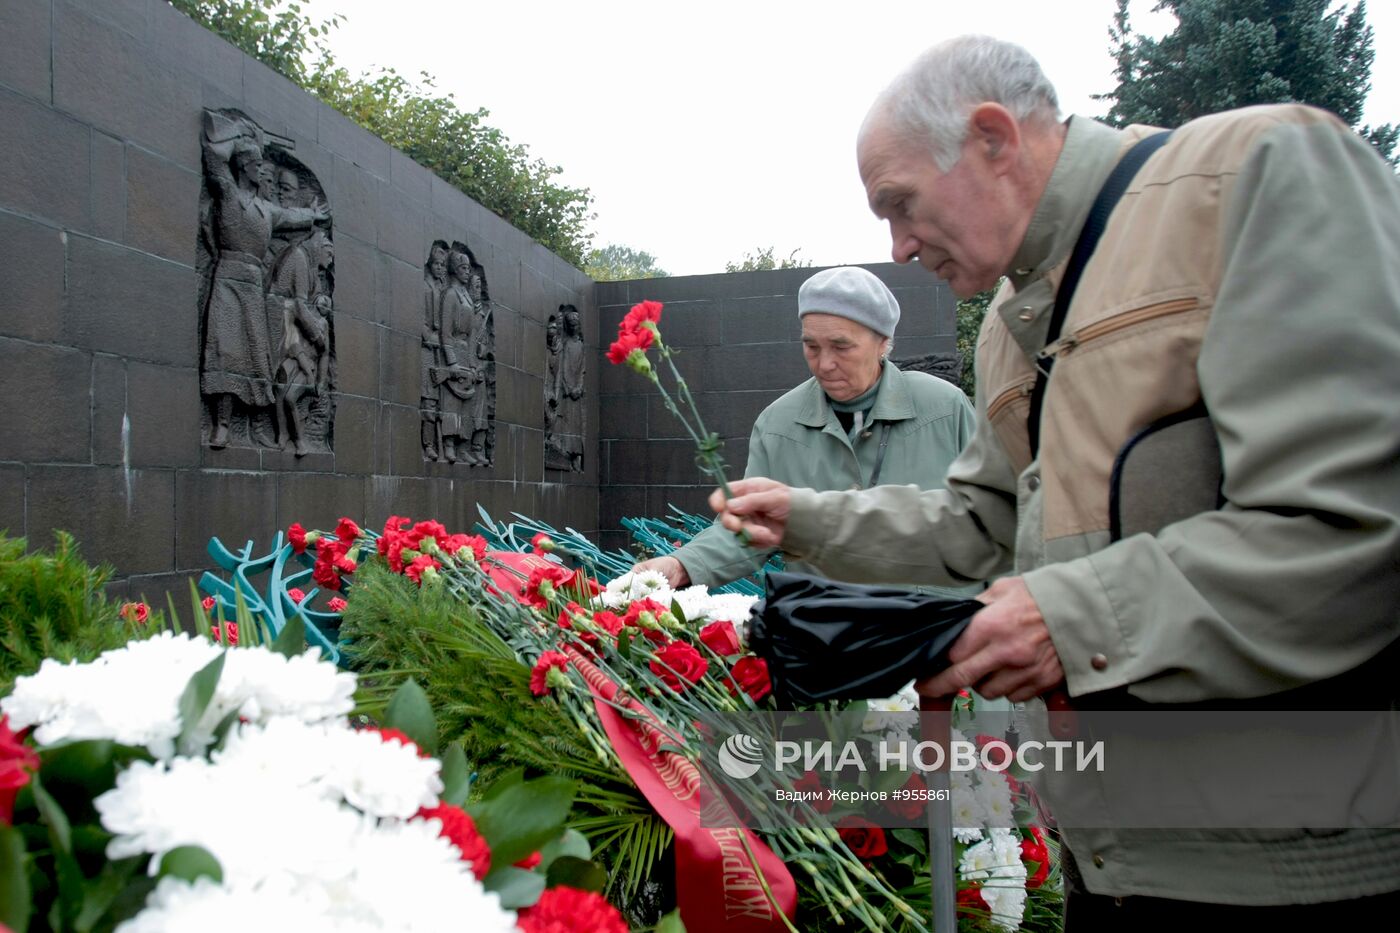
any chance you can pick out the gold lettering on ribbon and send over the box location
[711,827,774,921]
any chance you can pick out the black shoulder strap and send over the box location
[1027,129,1173,460]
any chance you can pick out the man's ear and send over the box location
[967,102,1021,171]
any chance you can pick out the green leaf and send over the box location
[483,865,546,909]
[616,628,635,661]
[30,774,71,853]
[668,597,687,627]
[74,855,143,933]
[383,678,438,757]
[468,775,576,866]
[439,743,471,807]
[544,855,607,893]
[0,825,31,933]
[176,652,226,752]
[157,845,223,885]
[656,908,688,933]
[891,828,928,856]
[37,739,118,801]
[480,767,524,802]
[538,828,591,867]
[272,612,306,657]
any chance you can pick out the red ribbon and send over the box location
[563,646,798,931]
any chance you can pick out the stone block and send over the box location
[174,469,276,570]
[696,390,779,443]
[28,464,175,575]
[378,327,419,409]
[327,155,379,248]
[127,361,200,468]
[649,299,722,348]
[377,189,429,268]
[492,304,522,371]
[380,403,422,476]
[486,252,520,315]
[90,132,126,241]
[275,472,367,544]
[0,211,66,342]
[124,571,201,617]
[0,465,25,538]
[240,57,319,148]
[64,0,149,39]
[385,256,424,332]
[699,344,807,393]
[599,484,647,537]
[605,438,707,487]
[197,444,260,472]
[389,149,430,209]
[646,485,712,524]
[519,315,545,380]
[331,394,377,476]
[125,145,198,265]
[494,365,537,428]
[317,106,390,180]
[429,175,467,228]
[328,232,377,323]
[91,353,127,466]
[65,234,196,364]
[519,265,549,326]
[53,2,201,169]
[0,0,54,102]
[364,475,431,531]
[333,315,378,400]
[721,295,800,345]
[0,338,92,463]
[598,392,647,441]
[0,86,91,230]
[148,0,242,92]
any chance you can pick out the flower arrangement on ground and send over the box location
[0,609,626,932]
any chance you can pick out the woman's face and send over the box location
[800,312,888,402]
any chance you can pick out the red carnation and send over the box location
[442,533,487,560]
[416,803,491,880]
[408,519,448,548]
[556,602,586,630]
[514,851,542,870]
[287,587,306,604]
[524,564,574,608]
[201,595,216,612]
[886,773,929,820]
[1022,824,1051,889]
[621,299,663,334]
[288,522,309,553]
[334,517,362,544]
[699,620,741,657]
[956,885,988,920]
[405,554,442,585]
[313,560,342,591]
[119,601,150,624]
[590,610,625,637]
[328,596,348,613]
[791,770,833,814]
[516,886,628,933]
[649,642,708,692]
[530,650,571,697]
[1,715,40,826]
[726,656,771,702]
[379,516,412,553]
[606,330,648,367]
[836,816,887,860]
[621,598,669,629]
[530,532,554,554]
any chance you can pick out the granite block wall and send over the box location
[0,0,596,605]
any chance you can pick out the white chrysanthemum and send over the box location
[318,727,443,819]
[863,693,917,734]
[959,837,997,879]
[332,817,518,932]
[211,645,356,727]
[704,593,759,625]
[669,584,712,623]
[951,771,987,838]
[627,569,670,600]
[975,773,1016,829]
[975,829,1029,930]
[114,876,338,932]
[1,632,223,759]
[96,755,365,886]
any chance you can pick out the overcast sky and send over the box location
[303,0,1400,275]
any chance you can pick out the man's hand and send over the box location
[709,477,793,549]
[916,577,1064,702]
[631,555,690,589]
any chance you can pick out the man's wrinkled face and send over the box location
[858,120,1013,298]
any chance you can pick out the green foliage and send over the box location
[1098,0,1397,165]
[165,0,341,84]
[306,64,596,266]
[339,561,673,920]
[167,1,599,265]
[724,246,813,272]
[955,288,996,400]
[584,244,670,282]
[0,533,149,698]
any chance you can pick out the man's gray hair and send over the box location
[865,35,1060,171]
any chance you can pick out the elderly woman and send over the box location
[636,266,976,592]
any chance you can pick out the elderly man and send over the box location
[714,35,1400,923]
[635,266,973,592]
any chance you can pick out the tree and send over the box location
[583,244,670,282]
[724,246,813,273]
[955,288,995,400]
[1098,0,1397,165]
[167,1,598,265]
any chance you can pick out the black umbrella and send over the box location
[745,571,984,933]
[745,571,983,706]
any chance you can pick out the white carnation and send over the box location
[669,584,712,623]
[114,876,337,932]
[703,593,759,625]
